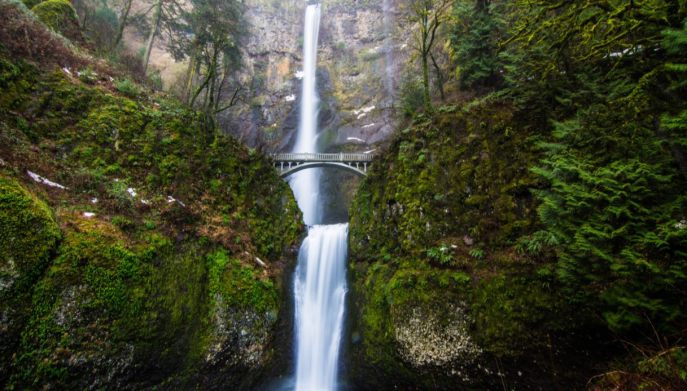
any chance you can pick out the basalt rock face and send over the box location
[223,0,408,152]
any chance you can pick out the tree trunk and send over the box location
[143,0,162,74]
[113,0,133,50]
[184,43,199,104]
[422,51,431,112]
[430,51,445,101]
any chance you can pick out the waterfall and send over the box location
[290,3,322,226]
[289,4,348,391]
[293,224,348,391]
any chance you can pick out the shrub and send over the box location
[114,78,140,98]
[399,73,425,117]
[426,245,453,265]
[77,66,97,84]
[31,0,82,42]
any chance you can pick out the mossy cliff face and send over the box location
[346,104,608,389]
[0,49,302,389]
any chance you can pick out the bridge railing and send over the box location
[271,153,374,162]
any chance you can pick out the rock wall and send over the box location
[223,0,409,151]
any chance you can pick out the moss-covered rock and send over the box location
[197,250,281,388]
[346,103,607,389]
[8,215,161,389]
[31,0,82,42]
[0,50,303,389]
[0,176,61,385]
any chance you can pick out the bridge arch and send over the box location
[279,162,367,178]
[271,152,373,179]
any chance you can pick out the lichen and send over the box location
[393,303,481,369]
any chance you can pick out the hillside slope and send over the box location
[0,1,302,388]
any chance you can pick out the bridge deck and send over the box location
[271,153,373,162]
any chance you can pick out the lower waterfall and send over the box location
[293,224,348,391]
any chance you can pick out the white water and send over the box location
[294,224,348,391]
[289,4,348,391]
[290,3,322,226]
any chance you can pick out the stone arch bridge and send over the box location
[271,153,373,178]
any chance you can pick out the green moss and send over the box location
[0,52,303,388]
[0,176,61,383]
[207,250,277,313]
[471,275,569,356]
[31,0,80,39]
[6,218,188,388]
[347,100,593,387]
[0,175,61,291]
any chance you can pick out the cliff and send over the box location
[223,0,408,152]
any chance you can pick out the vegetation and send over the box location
[2,0,687,388]
[349,0,687,389]
[0,2,302,387]
[403,0,452,111]
[31,0,82,42]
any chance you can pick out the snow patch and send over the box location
[294,71,304,79]
[167,196,186,207]
[62,67,71,75]
[285,94,296,102]
[607,46,645,58]
[127,188,137,197]
[141,199,151,205]
[83,212,96,218]
[77,70,97,78]
[27,171,67,189]
[347,137,365,143]
[354,105,376,120]
[353,105,376,116]
[362,123,376,129]
[363,149,377,154]
[91,198,98,204]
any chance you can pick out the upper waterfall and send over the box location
[289,3,322,225]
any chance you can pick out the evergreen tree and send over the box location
[516,1,687,337]
[450,0,503,90]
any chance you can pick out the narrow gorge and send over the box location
[1,0,686,390]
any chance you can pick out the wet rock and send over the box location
[205,294,276,369]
